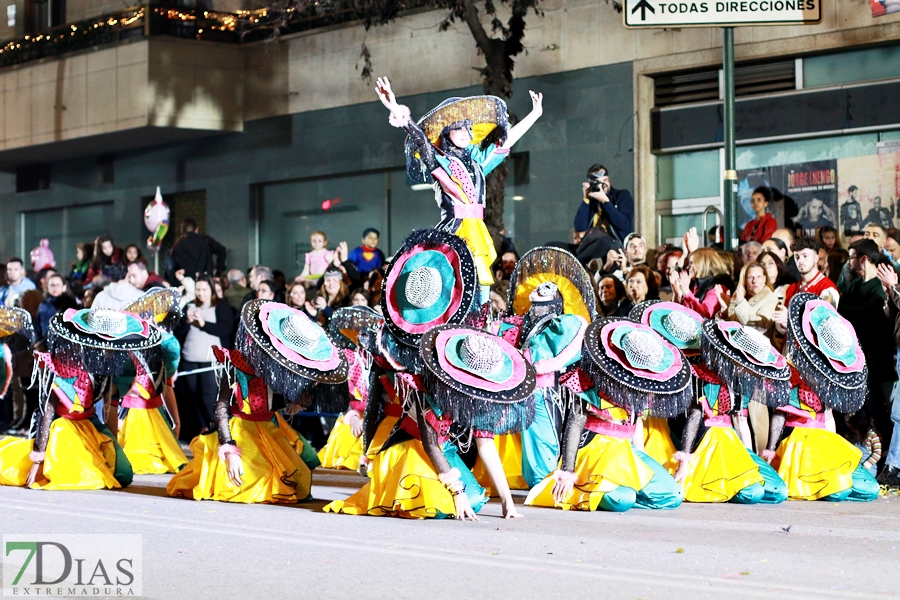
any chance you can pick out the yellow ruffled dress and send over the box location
[526,405,653,511]
[317,411,365,471]
[643,415,679,475]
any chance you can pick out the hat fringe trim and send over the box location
[423,369,535,435]
[580,357,692,418]
[700,335,790,408]
[789,343,867,412]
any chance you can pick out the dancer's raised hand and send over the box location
[375,77,398,111]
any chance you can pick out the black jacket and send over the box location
[167,232,227,283]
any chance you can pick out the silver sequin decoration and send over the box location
[405,266,443,309]
[732,327,772,362]
[663,310,701,343]
[85,308,129,335]
[621,330,665,370]
[536,282,559,298]
[280,313,321,351]
[460,335,504,375]
[818,315,852,356]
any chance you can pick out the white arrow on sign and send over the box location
[623,0,822,28]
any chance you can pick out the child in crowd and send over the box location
[818,226,841,252]
[347,228,385,279]
[843,409,881,477]
[299,230,336,283]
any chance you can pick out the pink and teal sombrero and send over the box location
[47,307,160,376]
[381,228,477,349]
[629,300,703,354]
[700,319,790,407]
[238,300,349,405]
[581,317,692,417]
[421,324,536,434]
[786,292,867,412]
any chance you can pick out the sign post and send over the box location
[623,0,821,250]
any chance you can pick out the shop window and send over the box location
[804,45,900,89]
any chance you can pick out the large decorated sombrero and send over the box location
[629,300,704,354]
[421,324,536,435]
[47,307,161,376]
[507,247,597,322]
[237,300,348,403]
[124,287,181,332]
[700,319,790,407]
[380,228,478,349]
[0,307,35,354]
[581,317,692,417]
[405,96,509,184]
[786,292,867,412]
[328,306,384,350]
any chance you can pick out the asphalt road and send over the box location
[2,469,898,599]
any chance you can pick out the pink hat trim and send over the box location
[599,320,683,381]
[385,243,463,335]
[434,329,526,392]
[258,303,340,372]
[800,299,865,373]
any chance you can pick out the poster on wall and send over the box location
[836,152,900,237]
[774,160,838,238]
[871,0,900,17]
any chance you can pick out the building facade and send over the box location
[0,1,897,276]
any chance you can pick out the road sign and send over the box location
[623,0,822,28]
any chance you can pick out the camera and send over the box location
[587,170,607,194]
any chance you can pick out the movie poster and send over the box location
[871,0,900,17]
[773,160,838,238]
[836,152,900,237]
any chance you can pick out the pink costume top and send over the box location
[120,353,165,410]
[305,249,335,279]
[212,346,273,422]
[35,352,98,420]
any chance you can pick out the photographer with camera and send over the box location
[576,164,634,243]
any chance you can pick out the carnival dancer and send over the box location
[629,300,705,474]
[326,228,525,519]
[317,306,385,471]
[762,292,879,501]
[0,308,35,486]
[674,319,790,504]
[375,76,542,289]
[0,307,160,489]
[474,247,595,491]
[114,288,187,474]
[526,317,688,512]
[167,300,349,504]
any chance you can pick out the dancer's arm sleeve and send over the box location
[403,122,438,172]
[767,411,786,452]
[559,410,587,472]
[361,373,382,454]
[214,377,233,446]
[681,406,702,453]
[33,397,57,454]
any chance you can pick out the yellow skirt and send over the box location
[118,408,187,475]
[275,413,306,457]
[681,426,763,503]
[36,419,125,490]
[166,418,311,504]
[323,438,457,518]
[0,436,35,486]
[455,217,497,286]
[525,433,654,511]
[366,414,400,459]
[471,434,529,495]
[317,414,364,471]
[643,417,679,475]
[774,428,860,500]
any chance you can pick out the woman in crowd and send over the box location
[35,274,78,343]
[180,276,234,437]
[762,237,790,265]
[69,242,93,283]
[758,250,793,296]
[621,265,658,317]
[256,280,277,301]
[727,262,778,336]
[672,247,735,319]
[597,275,628,317]
[124,244,146,265]
[314,268,349,325]
[287,282,319,319]
[825,249,849,285]
[86,234,123,282]
[349,288,371,307]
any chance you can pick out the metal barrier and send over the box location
[701,205,724,247]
